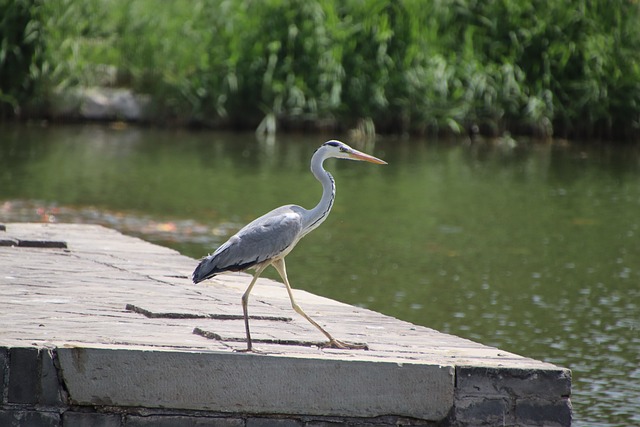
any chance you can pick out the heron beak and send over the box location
[348,149,387,165]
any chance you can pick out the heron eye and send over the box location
[339,146,348,152]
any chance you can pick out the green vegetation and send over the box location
[0,0,44,117]
[2,0,640,139]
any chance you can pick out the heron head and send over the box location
[320,140,387,164]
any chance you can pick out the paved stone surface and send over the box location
[0,223,572,425]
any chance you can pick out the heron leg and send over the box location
[271,258,366,350]
[240,264,268,352]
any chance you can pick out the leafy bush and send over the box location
[0,0,44,117]
[6,0,640,138]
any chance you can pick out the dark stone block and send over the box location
[456,366,571,398]
[17,239,68,248]
[40,349,65,406]
[247,418,303,427]
[0,409,59,427]
[304,422,350,427]
[62,412,122,427]
[0,347,8,403]
[126,415,244,427]
[454,396,513,426]
[515,397,573,427]
[8,347,39,404]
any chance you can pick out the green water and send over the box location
[1,123,638,426]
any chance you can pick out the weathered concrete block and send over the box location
[62,411,122,427]
[56,347,454,421]
[8,347,39,404]
[0,409,59,427]
[125,414,244,427]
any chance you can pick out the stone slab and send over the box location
[57,346,454,420]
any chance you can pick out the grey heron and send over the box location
[192,140,386,351]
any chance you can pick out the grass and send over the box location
[2,0,640,139]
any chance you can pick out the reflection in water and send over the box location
[1,123,639,426]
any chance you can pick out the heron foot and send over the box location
[233,341,255,353]
[323,339,369,350]
[234,346,267,354]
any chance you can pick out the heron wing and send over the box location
[192,206,304,283]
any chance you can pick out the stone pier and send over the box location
[0,223,571,426]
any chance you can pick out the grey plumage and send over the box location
[192,140,386,351]
[192,205,304,282]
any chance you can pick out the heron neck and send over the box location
[302,151,335,236]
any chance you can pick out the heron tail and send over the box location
[191,257,219,284]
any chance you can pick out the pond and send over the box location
[1,123,638,426]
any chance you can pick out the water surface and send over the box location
[1,123,638,426]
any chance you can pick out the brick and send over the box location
[62,412,122,427]
[0,409,59,427]
[126,415,244,427]
[8,347,39,404]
